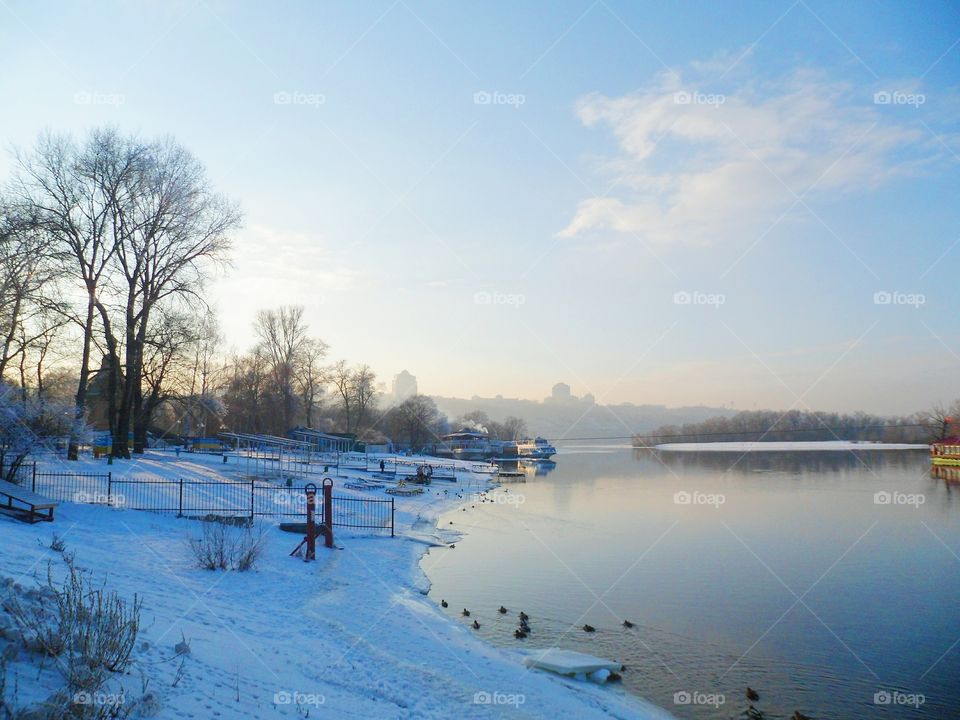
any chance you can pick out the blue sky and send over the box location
[2,1,958,414]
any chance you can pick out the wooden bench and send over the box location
[0,479,58,523]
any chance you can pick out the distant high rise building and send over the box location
[393,370,418,401]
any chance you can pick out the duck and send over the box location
[462,608,471,617]
[519,611,529,622]
[441,600,448,608]
[583,624,596,633]
[498,606,508,614]
[472,620,480,630]
[622,620,635,628]
[514,629,527,639]
[746,687,760,702]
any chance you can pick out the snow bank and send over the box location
[0,450,670,719]
[655,441,928,452]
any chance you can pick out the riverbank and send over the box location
[654,440,929,452]
[0,451,671,719]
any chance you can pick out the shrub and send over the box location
[187,521,265,572]
[9,559,141,676]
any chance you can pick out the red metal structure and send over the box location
[290,478,335,560]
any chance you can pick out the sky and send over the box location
[2,0,959,415]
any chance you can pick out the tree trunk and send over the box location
[68,294,96,461]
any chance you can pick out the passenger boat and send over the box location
[931,437,960,467]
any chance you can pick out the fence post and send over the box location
[107,472,112,504]
[178,478,184,517]
[32,463,37,492]
[250,479,255,519]
[391,497,395,537]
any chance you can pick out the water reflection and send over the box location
[425,446,960,719]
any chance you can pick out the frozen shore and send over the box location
[0,451,672,719]
[655,440,929,452]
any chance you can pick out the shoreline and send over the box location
[0,450,673,719]
[652,440,929,452]
[411,468,675,720]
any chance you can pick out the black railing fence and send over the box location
[9,464,394,535]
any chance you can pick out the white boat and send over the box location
[519,437,557,459]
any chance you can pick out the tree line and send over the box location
[631,405,959,446]
[0,128,532,461]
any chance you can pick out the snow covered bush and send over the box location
[187,521,265,572]
[2,559,140,719]
[7,559,141,678]
[0,381,76,482]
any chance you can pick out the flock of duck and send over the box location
[439,601,813,718]
[440,601,637,639]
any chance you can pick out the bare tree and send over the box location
[254,306,310,433]
[918,401,960,442]
[9,130,144,459]
[296,337,328,428]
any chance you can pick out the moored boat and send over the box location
[931,436,960,467]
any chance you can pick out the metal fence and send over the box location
[11,464,394,535]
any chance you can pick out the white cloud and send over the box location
[230,224,363,292]
[559,67,934,245]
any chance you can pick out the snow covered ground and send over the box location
[655,440,929,452]
[0,451,671,719]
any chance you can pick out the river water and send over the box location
[422,444,960,719]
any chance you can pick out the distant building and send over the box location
[392,370,418,401]
[546,382,576,404]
